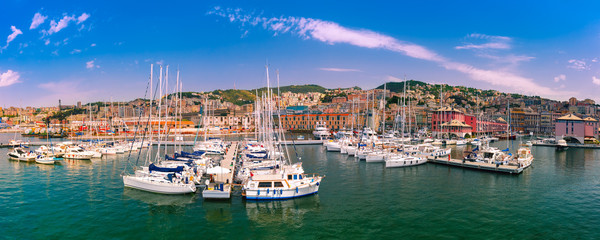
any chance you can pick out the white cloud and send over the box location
[593,76,600,86]
[45,15,75,35]
[44,39,50,45]
[86,60,95,69]
[0,70,21,87]
[209,7,573,99]
[70,49,81,54]
[156,60,164,65]
[456,33,512,50]
[319,68,361,72]
[567,59,589,70]
[30,13,48,30]
[3,26,23,50]
[554,74,566,82]
[77,13,90,24]
[90,43,96,47]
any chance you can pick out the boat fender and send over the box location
[296,187,298,193]
[267,189,269,194]
[257,190,260,195]
[280,189,283,194]
[316,182,319,186]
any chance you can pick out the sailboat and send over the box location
[123,64,197,195]
[242,66,323,200]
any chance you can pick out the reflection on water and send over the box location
[123,188,198,207]
[203,201,233,223]
[245,195,321,228]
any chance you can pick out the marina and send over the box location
[2,1,600,238]
[2,133,600,239]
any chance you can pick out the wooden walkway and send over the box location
[427,156,525,174]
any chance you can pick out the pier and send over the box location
[532,142,600,149]
[202,142,239,199]
[427,156,525,174]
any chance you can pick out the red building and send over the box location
[432,106,508,137]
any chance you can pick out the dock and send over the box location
[278,139,323,145]
[427,156,525,174]
[532,142,600,149]
[202,142,239,199]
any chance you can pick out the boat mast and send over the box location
[382,82,386,133]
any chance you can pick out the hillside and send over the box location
[253,84,327,94]
[375,80,428,92]
[211,89,255,106]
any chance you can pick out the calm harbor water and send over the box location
[1,133,599,239]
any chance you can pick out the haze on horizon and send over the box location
[1,0,600,107]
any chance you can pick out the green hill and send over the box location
[253,84,327,95]
[212,89,255,106]
[375,80,428,93]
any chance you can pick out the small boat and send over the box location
[7,147,37,161]
[556,139,568,150]
[516,147,534,168]
[35,155,56,165]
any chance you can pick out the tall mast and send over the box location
[382,82,386,133]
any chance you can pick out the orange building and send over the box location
[279,113,354,130]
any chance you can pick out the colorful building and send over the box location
[555,114,585,143]
[278,113,354,130]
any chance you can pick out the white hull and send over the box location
[366,154,385,163]
[35,158,55,164]
[340,146,348,154]
[347,147,357,156]
[63,153,92,160]
[123,176,196,195]
[202,189,231,199]
[326,144,341,152]
[385,157,427,168]
[244,181,320,200]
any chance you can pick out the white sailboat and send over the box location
[242,66,323,200]
[123,64,197,195]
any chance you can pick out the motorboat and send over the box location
[7,147,37,161]
[516,147,534,168]
[62,146,94,160]
[556,139,568,150]
[312,122,331,139]
[242,163,323,200]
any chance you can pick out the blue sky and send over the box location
[1,0,600,107]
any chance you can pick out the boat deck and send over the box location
[427,156,525,174]
[203,142,238,199]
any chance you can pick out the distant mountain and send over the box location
[375,80,428,93]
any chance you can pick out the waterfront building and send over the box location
[509,107,540,134]
[431,106,471,138]
[555,114,585,143]
[278,113,354,130]
[583,117,599,142]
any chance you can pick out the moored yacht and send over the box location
[312,122,330,140]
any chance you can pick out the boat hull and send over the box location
[244,181,320,200]
[385,157,427,168]
[123,176,196,195]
